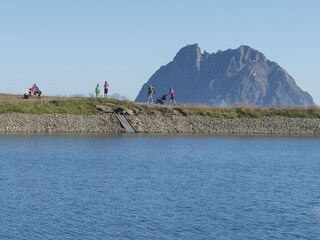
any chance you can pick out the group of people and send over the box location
[26,81,176,105]
[94,82,176,106]
[95,81,109,98]
[23,83,42,99]
[147,84,176,106]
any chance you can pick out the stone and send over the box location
[123,109,134,115]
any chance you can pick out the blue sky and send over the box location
[1,0,319,103]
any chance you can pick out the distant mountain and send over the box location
[135,44,314,107]
[70,94,86,98]
[109,93,129,101]
[69,93,129,100]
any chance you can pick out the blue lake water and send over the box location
[0,134,319,239]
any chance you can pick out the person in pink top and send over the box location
[104,81,109,98]
[167,87,176,106]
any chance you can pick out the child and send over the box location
[95,84,100,98]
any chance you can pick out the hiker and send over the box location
[32,84,42,97]
[95,84,100,98]
[167,87,176,106]
[147,84,155,104]
[104,81,109,98]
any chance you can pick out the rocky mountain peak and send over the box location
[173,44,202,71]
[136,44,314,107]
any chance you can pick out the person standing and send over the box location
[147,84,155,104]
[95,84,100,98]
[104,81,109,98]
[168,87,176,106]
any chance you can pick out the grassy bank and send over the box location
[0,94,320,118]
[0,95,135,114]
[178,105,320,118]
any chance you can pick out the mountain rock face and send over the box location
[135,44,314,107]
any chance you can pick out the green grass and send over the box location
[0,97,110,114]
[177,105,320,118]
[0,94,319,118]
[0,95,149,115]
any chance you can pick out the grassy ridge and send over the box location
[0,99,100,114]
[0,97,135,115]
[0,94,319,118]
[177,105,320,118]
[176,106,320,118]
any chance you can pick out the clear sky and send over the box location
[1,0,319,103]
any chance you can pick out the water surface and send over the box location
[0,134,319,239]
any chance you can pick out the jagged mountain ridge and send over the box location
[135,44,314,107]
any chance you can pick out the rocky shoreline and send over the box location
[0,113,124,133]
[1,112,320,136]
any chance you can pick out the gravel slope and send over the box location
[1,113,320,136]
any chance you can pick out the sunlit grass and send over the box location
[177,105,320,118]
[0,94,319,118]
